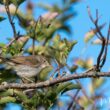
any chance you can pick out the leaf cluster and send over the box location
[0,0,80,109]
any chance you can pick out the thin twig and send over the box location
[87,6,108,71]
[6,36,19,48]
[96,38,105,71]
[32,39,35,55]
[73,71,93,103]
[32,21,38,55]
[100,24,110,67]
[5,4,17,38]
[67,90,80,110]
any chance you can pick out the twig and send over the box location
[6,36,19,48]
[51,59,62,77]
[5,3,17,38]
[32,38,35,55]
[87,6,109,71]
[0,72,110,91]
[73,71,93,104]
[100,23,110,67]
[67,90,80,110]
[32,21,38,55]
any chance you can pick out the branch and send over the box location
[67,90,80,110]
[87,6,109,71]
[6,36,20,47]
[0,71,110,91]
[5,4,17,38]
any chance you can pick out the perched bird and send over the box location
[0,55,50,83]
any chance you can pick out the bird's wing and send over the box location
[10,56,42,67]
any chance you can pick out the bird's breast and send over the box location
[14,65,42,78]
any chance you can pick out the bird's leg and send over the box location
[21,76,34,83]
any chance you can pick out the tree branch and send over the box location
[0,71,110,91]
[5,4,17,38]
[87,6,109,71]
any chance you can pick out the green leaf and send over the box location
[61,83,81,94]
[0,16,6,22]
[10,0,26,6]
[39,66,53,81]
[27,45,46,55]
[56,82,81,94]
[84,24,105,43]
[17,13,30,29]
[74,58,93,69]
[84,30,96,43]
[92,78,105,89]
[10,0,17,5]
[0,96,16,104]
[11,36,29,49]
[64,39,77,51]
[53,34,61,44]
[69,65,78,72]
[46,89,57,100]
[0,89,14,97]
[59,25,71,34]
[14,90,28,102]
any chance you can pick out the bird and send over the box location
[0,55,50,83]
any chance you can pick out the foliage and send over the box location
[0,0,81,110]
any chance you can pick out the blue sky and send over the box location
[1,0,110,110]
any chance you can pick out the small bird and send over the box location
[0,55,50,83]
